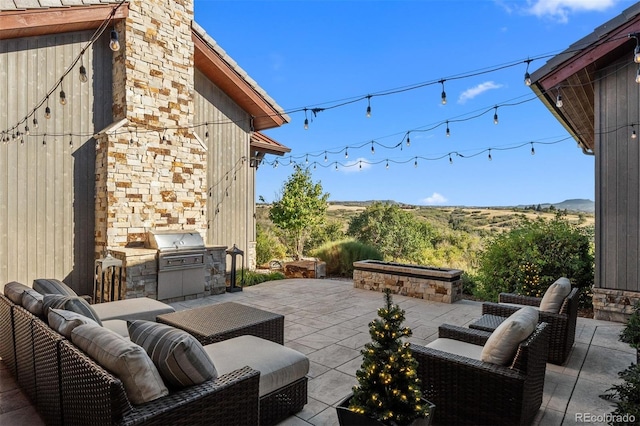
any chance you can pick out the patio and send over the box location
[0,278,636,425]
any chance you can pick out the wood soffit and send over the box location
[531,9,640,152]
[1,4,290,133]
[250,131,291,156]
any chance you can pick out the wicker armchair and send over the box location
[410,323,549,426]
[482,287,578,365]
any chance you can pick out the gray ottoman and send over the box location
[92,297,175,322]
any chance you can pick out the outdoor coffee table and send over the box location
[156,301,284,345]
[468,314,506,332]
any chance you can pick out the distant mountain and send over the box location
[516,199,594,213]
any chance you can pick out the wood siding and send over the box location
[194,69,255,266]
[0,31,112,294]
[595,57,640,293]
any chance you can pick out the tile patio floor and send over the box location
[0,278,636,425]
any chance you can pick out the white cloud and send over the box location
[526,0,618,23]
[340,157,372,173]
[422,193,448,205]
[458,81,504,104]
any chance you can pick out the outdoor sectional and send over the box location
[0,281,309,425]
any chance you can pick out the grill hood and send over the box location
[146,230,205,251]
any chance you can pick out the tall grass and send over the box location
[311,239,383,277]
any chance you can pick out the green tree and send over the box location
[269,167,329,259]
[475,213,594,305]
[347,202,435,262]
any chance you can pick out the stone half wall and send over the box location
[593,288,640,322]
[353,261,463,304]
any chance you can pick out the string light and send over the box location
[24,125,30,136]
[45,97,51,119]
[371,141,375,155]
[366,95,372,118]
[524,59,532,86]
[59,88,66,105]
[32,117,38,129]
[446,120,450,137]
[109,29,120,51]
[344,147,349,159]
[405,132,410,147]
[555,88,563,108]
[636,66,640,84]
[324,151,328,162]
[531,142,536,155]
[631,33,640,63]
[385,160,389,169]
[488,149,492,161]
[632,125,637,139]
[439,79,447,105]
[449,154,453,164]
[493,106,499,124]
[273,159,278,168]
[304,108,309,130]
[414,157,418,168]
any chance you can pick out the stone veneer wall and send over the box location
[593,288,640,322]
[95,0,206,255]
[353,262,463,304]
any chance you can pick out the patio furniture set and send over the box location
[0,276,578,426]
[0,279,308,426]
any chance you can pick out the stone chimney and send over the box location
[95,0,206,255]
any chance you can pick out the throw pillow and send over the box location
[33,278,77,297]
[71,323,168,405]
[539,277,572,313]
[128,320,217,388]
[3,281,31,304]
[21,289,44,317]
[481,306,538,365]
[42,294,102,326]
[48,308,100,338]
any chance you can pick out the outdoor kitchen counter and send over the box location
[156,302,285,345]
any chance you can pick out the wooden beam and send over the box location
[0,5,128,40]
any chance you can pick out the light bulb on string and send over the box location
[69,136,73,147]
[555,88,563,107]
[313,162,316,170]
[636,66,640,84]
[45,97,51,119]
[305,155,309,165]
[273,159,278,168]
[366,95,372,118]
[446,121,450,137]
[449,154,453,164]
[371,141,375,155]
[344,148,349,159]
[385,160,389,169]
[79,65,88,83]
[59,88,66,105]
[531,142,536,155]
[414,157,418,168]
[324,151,328,162]
[33,117,38,129]
[406,132,410,147]
[632,126,638,139]
[304,108,309,130]
[109,29,120,51]
[493,106,499,124]
[335,162,338,171]
[488,149,492,161]
[524,59,532,86]
[24,125,29,136]
[359,161,362,170]
[440,80,447,105]
[633,33,640,63]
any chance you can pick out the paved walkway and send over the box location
[0,279,636,425]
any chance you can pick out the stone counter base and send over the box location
[353,269,462,303]
[593,288,640,322]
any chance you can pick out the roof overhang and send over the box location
[0,4,129,40]
[0,4,290,133]
[530,3,640,152]
[250,131,291,156]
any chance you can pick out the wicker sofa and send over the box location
[481,287,579,365]
[410,322,550,426]
[0,293,261,426]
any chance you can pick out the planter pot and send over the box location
[336,395,435,426]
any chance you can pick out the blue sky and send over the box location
[194,0,635,206]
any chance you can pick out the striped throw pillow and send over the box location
[33,279,77,297]
[128,320,217,388]
[71,323,168,405]
[42,294,102,326]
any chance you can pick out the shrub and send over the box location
[241,270,286,287]
[475,214,594,306]
[603,363,640,425]
[311,239,383,277]
[256,224,287,266]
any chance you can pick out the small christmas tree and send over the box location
[349,289,429,425]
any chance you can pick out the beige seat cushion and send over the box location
[48,308,100,338]
[103,319,130,338]
[204,335,309,397]
[481,307,538,365]
[92,297,175,322]
[426,338,483,360]
[3,281,32,305]
[539,277,571,313]
[71,323,168,405]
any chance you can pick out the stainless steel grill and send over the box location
[146,230,206,300]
